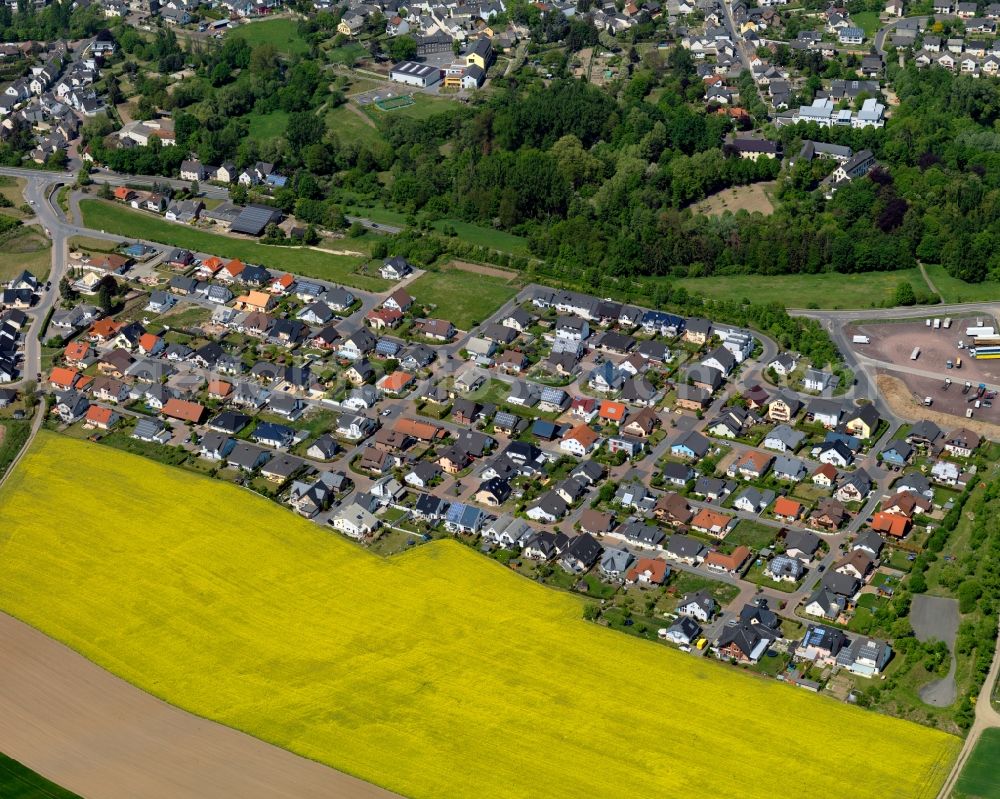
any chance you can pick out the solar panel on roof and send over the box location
[231,204,280,236]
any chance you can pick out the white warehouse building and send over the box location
[389,61,442,87]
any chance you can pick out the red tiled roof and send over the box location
[161,398,205,423]
[563,423,598,447]
[49,366,78,388]
[773,497,802,518]
[85,405,114,426]
[871,512,910,538]
[599,400,627,421]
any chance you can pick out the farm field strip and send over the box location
[0,434,960,799]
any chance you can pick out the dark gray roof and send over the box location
[231,204,282,236]
[666,534,706,559]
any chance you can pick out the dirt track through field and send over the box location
[0,613,398,799]
[449,260,518,279]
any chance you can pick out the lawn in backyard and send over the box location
[0,751,81,799]
[79,200,388,292]
[0,434,960,799]
[954,728,1000,798]
[722,519,778,553]
[672,268,927,309]
[228,18,308,55]
[852,11,880,36]
[407,266,518,329]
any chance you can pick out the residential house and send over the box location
[814,440,854,468]
[944,428,981,458]
[732,482,774,513]
[785,529,822,562]
[834,549,874,581]
[871,511,910,538]
[559,533,603,574]
[671,430,710,460]
[807,398,842,428]
[561,424,599,457]
[677,590,716,622]
[705,546,751,576]
[773,455,807,483]
[663,617,702,646]
[844,405,880,440]
[836,637,892,677]
[715,622,774,664]
[625,557,670,586]
[835,469,873,503]
[811,498,849,531]
[731,450,773,480]
[773,496,803,522]
[881,439,914,468]
[599,547,636,581]
[767,391,802,423]
[804,588,846,620]
[332,502,380,539]
[690,508,735,538]
[665,534,707,565]
[763,424,805,453]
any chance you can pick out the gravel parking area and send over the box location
[853,316,1000,384]
[852,316,1000,424]
[911,594,960,708]
[911,594,959,647]
[876,370,995,420]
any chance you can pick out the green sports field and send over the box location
[0,434,960,799]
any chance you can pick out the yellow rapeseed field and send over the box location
[0,434,959,799]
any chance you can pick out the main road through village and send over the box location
[0,165,996,798]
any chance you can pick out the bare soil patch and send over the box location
[692,182,776,217]
[448,260,518,280]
